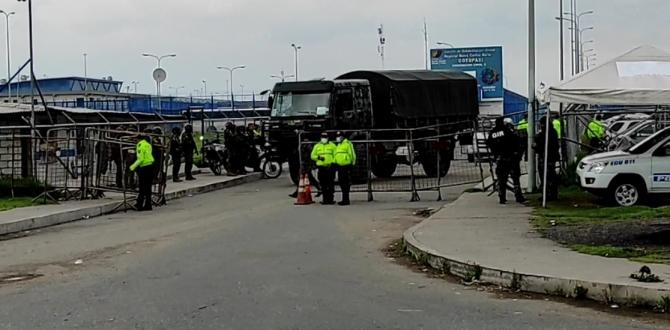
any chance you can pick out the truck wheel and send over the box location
[420,150,452,177]
[610,181,644,207]
[371,157,398,178]
[350,143,369,184]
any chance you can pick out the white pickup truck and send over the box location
[577,127,670,206]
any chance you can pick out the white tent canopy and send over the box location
[544,45,670,105]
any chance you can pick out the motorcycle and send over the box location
[259,143,283,179]
[202,139,230,176]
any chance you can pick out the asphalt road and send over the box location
[0,177,665,329]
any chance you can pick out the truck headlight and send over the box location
[588,161,608,174]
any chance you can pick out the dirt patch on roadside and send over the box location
[543,219,670,247]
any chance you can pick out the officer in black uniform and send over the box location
[487,117,525,204]
[534,117,561,201]
[181,124,197,181]
[169,127,183,182]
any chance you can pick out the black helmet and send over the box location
[172,126,181,135]
[153,126,163,135]
[184,123,193,133]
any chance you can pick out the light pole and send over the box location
[0,10,15,101]
[142,53,176,111]
[564,10,593,73]
[528,0,537,193]
[83,53,88,99]
[436,42,455,48]
[217,65,245,110]
[291,43,301,81]
[202,80,207,96]
[271,70,294,82]
[131,81,139,93]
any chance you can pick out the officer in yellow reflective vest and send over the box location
[334,131,357,206]
[585,114,607,151]
[516,115,529,161]
[311,132,337,205]
[130,130,155,211]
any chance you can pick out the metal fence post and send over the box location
[407,130,420,202]
[11,130,15,199]
[366,130,373,202]
[474,120,488,192]
[436,125,443,201]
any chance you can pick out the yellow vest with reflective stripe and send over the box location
[311,142,336,167]
[335,139,356,166]
[130,139,155,171]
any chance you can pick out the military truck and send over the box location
[265,70,479,184]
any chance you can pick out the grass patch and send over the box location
[0,177,46,199]
[571,245,670,266]
[530,187,670,229]
[0,197,41,212]
[571,244,650,258]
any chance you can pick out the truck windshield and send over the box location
[271,92,331,117]
[627,128,670,154]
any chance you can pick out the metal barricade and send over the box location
[296,121,489,201]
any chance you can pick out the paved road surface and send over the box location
[0,177,665,329]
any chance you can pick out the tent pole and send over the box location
[527,0,537,193]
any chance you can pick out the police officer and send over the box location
[129,131,155,211]
[585,114,606,152]
[488,117,525,204]
[151,126,165,183]
[516,115,530,161]
[181,124,197,181]
[223,122,237,176]
[311,132,336,205]
[334,131,356,206]
[169,127,183,182]
[289,138,322,198]
[534,117,561,201]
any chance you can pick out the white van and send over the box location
[577,127,670,206]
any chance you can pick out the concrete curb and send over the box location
[0,173,262,237]
[403,212,670,308]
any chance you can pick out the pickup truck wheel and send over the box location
[610,182,642,207]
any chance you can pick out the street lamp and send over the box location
[291,43,301,81]
[131,81,140,93]
[271,70,294,82]
[142,53,176,112]
[0,10,15,101]
[202,80,207,96]
[564,10,594,74]
[217,65,245,110]
[436,42,455,48]
[169,86,185,97]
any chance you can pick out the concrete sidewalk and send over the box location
[0,171,262,237]
[404,191,670,307]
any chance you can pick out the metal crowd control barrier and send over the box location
[297,121,490,202]
[83,128,169,211]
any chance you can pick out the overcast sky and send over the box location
[1,0,668,98]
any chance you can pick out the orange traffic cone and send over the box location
[295,174,314,205]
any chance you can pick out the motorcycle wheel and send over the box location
[210,163,223,176]
[262,159,282,179]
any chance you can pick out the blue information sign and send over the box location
[431,46,503,102]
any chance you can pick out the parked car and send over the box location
[607,120,666,151]
[577,127,670,206]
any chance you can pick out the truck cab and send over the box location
[577,127,670,206]
[266,80,372,183]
